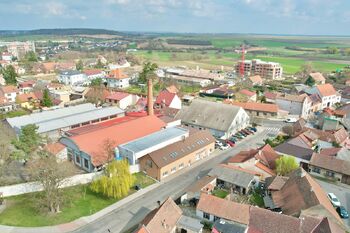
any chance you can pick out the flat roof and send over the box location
[119,126,188,153]
[7,103,124,133]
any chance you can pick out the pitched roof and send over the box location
[186,175,217,194]
[227,149,258,163]
[44,142,66,155]
[68,115,166,166]
[0,85,19,94]
[316,83,337,97]
[16,93,39,103]
[306,128,348,145]
[264,91,277,100]
[255,144,280,169]
[208,164,258,188]
[249,75,263,84]
[275,138,314,161]
[18,80,35,88]
[85,87,111,100]
[141,197,182,233]
[175,99,244,132]
[319,147,341,156]
[105,92,130,101]
[83,69,103,76]
[225,101,279,113]
[165,85,179,94]
[108,69,128,80]
[276,93,309,103]
[239,89,256,97]
[148,129,215,168]
[155,90,176,106]
[309,217,345,233]
[266,176,288,191]
[310,154,350,176]
[309,72,326,82]
[197,193,251,224]
[271,168,343,224]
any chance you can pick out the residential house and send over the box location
[225,101,279,118]
[175,99,250,139]
[0,96,16,112]
[56,61,76,71]
[155,90,182,110]
[6,103,124,139]
[0,85,19,102]
[108,59,130,70]
[309,72,326,85]
[1,52,13,61]
[44,142,67,162]
[196,193,250,226]
[83,69,105,82]
[139,129,215,181]
[58,70,86,86]
[275,93,312,119]
[248,75,263,86]
[136,197,203,233]
[309,93,322,112]
[181,176,217,202]
[309,154,350,185]
[105,92,139,110]
[18,80,36,93]
[238,89,257,102]
[208,164,260,194]
[264,91,277,103]
[165,85,179,94]
[106,69,130,88]
[199,85,234,99]
[310,83,341,109]
[16,92,40,109]
[59,115,165,172]
[264,168,345,229]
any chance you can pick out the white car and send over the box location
[284,118,298,123]
[327,193,341,207]
[220,144,230,150]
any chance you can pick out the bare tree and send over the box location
[27,152,75,213]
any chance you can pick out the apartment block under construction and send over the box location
[235,59,283,79]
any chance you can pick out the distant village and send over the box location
[1,40,350,233]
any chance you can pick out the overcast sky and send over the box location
[1,0,350,35]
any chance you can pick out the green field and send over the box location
[0,172,155,227]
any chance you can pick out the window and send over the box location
[84,158,89,169]
[179,163,184,169]
[162,171,169,177]
[214,216,220,221]
[75,155,81,164]
[326,171,335,177]
[171,167,176,173]
[195,154,200,160]
[203,212,210,220]
[146,160,153,168]
[312,167,320,174]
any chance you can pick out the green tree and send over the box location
[24,51,38,62]
[12,124,41,158]
[2,65,18,85]
[42,89,53,107]
[305,76,315,87]
[94,59,104,69]
[138,62,158,83]
[275,155,299,176]
[326,47,339,54]
[90,160,135,199]
[90,78,103,87]
[76,59,84,71]
[345,48,350,56]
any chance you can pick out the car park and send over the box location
[248,127,257,132]
[327,193,341,207]
[226,140,235,147]
[242,129,252,135]
[336,206,349,219]
[220,143,230,150]
[239,131,248,136]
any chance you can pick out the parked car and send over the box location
[242,129,252,135]
[336,206,349,219]
[240,131,248,136]
[327,193,341,207]
[245,128,255,134]
[230,137,239,143]
[235,133,245,139]
[248,127,257,132]
[284,118,298,123]
[220,143,230,150]
[226,140,235,147]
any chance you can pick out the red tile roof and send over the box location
[309,72,326,82]
[18,80,35,88]
[105,92,130,101]
[197,193,251,224]
[44,143,66,155]
[83,69,103,76]
[264,91,277,100]
[255,161,276,176]
[316,83,337,97]
[155,90,176,106]
[239,89,256,97]
[249,75,263,84]
[108,69,128,80]
[310,154,350,176]
[225,101,279,113]
[69,115,166,166]
[16,93,39,103]
[0,85,19,94]
[227,149,258,163]
[165,85,179,94]
[255,144,280,169]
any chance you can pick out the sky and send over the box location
[1,0,350,35]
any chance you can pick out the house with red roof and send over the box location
[59,115,166,172]
[248,75,263,86]
[155,90,182,110]
[0,85,20,102]
[224,100,279,118]
[0,96,16,112]
[310,83,341,109]
[106,69,130,88]
[18,80,36,93]
[44,142,67,162]
[83,69,105,81]
[238,89,257,102]
[105,92,139,109]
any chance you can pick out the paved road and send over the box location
[72,127,280,233]
[316,179,350,227]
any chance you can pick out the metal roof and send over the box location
[208,165,255,188]
[6,103,124,134]
[119,126,188,153]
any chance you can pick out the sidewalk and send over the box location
[0,128,270,233]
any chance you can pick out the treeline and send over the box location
[0,28,128,36]
[166,39,212,46]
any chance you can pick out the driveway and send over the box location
[316,179,350,227]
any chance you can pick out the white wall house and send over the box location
[106,69,130,88]
[0,86,19,103]
[275,93,312,119]
[58,70,86,86]
[311,84,341,109]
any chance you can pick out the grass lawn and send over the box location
[0,172,155,227]
[250,192,265,207]
[212,189,229,199]
[0,109,29,120]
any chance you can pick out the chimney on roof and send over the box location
[147,78,154,116]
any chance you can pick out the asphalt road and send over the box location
[317,179,350,227]
[71,127,280,233]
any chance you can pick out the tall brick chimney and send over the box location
[147,78,154,116]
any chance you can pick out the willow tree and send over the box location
[275,155,299,176]
[90,160,135,199]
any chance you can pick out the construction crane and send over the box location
[239,44,245,77]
